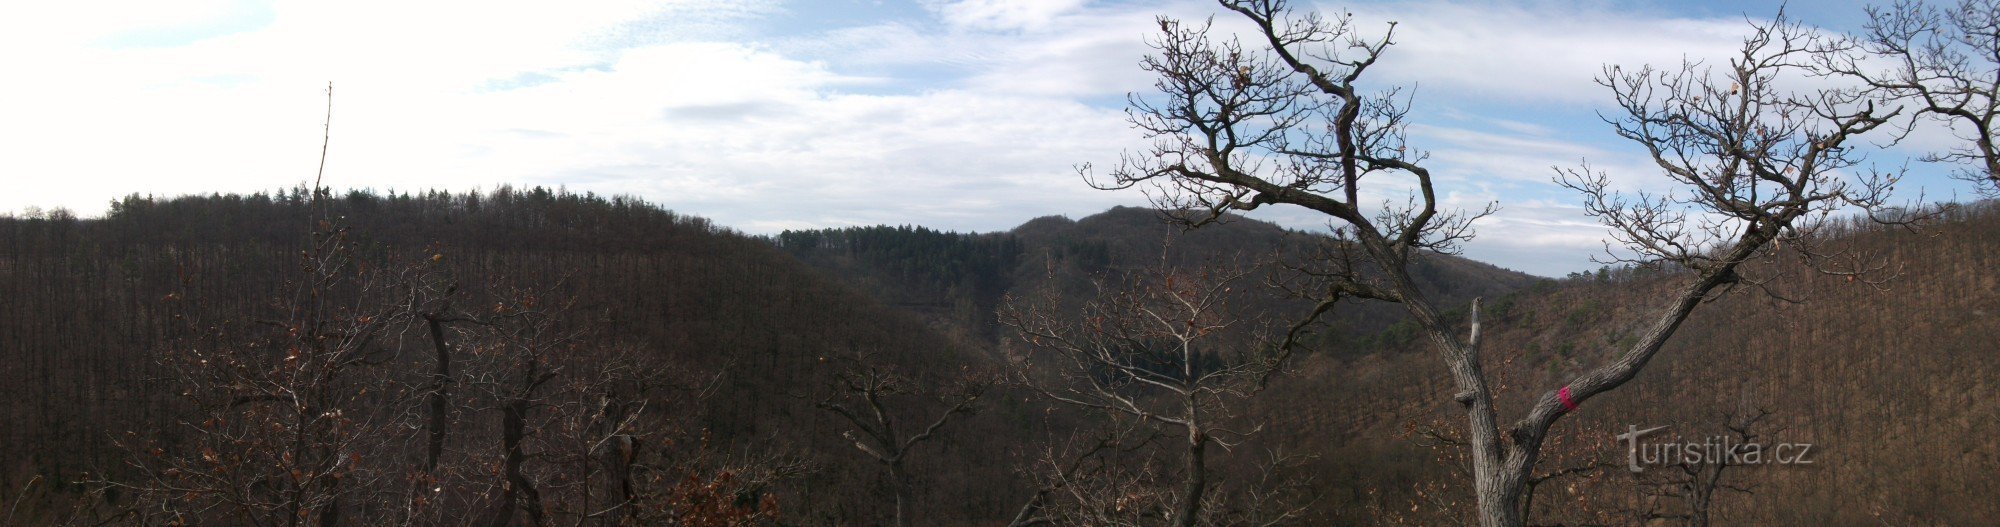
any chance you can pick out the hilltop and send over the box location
[777,205,1540,346]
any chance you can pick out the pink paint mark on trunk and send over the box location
[1558,386,1579,412]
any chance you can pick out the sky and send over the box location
[0,0,1976,276]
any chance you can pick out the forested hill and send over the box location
[774,201,2000,524]
[10,189,1991,525]
[774,205,1540,344]
[0,188,1038,524]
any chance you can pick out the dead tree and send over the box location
[1000,257,1286,527]
[1633,410,1772,527]
[816,350,981,527]
[1828,0,2000,193]
[1095,3,1911,526]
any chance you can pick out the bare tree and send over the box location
[1633,410,1772,527]
[815,350,982,527]
[1001,255,1287,527]
[470,292,575,526]
[109,215,413,526]
[1026,424,1180,527]
[411,269,462,476]
[1830,0,2000,194]
[453,287,669,526]
[1001,416,1310,527]
[1004,422,1152,527]
[1095,2,1911,526]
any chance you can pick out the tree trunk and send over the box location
[1005,488,1052,527]
[1690,490,1713,527]
[496,397,545,527]
[1175,429,1207,527]
[318,495,341,526]
[889,463,909,527]
[1474,467,1526,527]
[423,314,451,472]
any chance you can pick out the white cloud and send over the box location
[1348,1,1751,105]
[927,0,1089,31]
[784,0,1225,98]
[1411,123,1671,190]
[0,0,246,47]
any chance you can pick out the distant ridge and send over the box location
[778,205,1541,347]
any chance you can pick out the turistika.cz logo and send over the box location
[1614,425,1815,473]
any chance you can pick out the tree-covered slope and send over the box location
[0,188,1031,524]
[777,205,1540,348]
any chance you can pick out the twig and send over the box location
[311,81,333,222]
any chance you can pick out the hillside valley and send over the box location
[1,191,1996,525]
